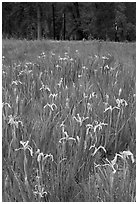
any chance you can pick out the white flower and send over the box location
[82,66,88,70]
[116,98,128,108]
[2,102,11,109]
[8,115,23,128]
[18,69,32,76]
[102,56,109,60]
[104,65,110,70]
[44,153,54,162]
[55,64,62,69]
[11,80,22,86]
[87,103,93,112]
[91,92,97,98]
[104,105,120,113]
[59,125,76,144]
[93,121,108,133]
[119,150,135,163]
[37,152,44,163]
[92,145,106,156]
[49,93,58,100]
[44,103,57,111]
[83,93,88,98]
[118,88,122,96]
[73,114,89,126]
[15,140,33,156]
[33,186,47,198]
[70,58,74,61]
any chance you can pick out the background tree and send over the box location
[94,3,116,41]
[114,3,127,42]
[125,2,136,41]
[2,2,136,42]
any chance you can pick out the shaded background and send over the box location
[2,2,136,41]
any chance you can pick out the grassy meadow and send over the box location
[2,39,136,202]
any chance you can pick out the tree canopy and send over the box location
[2,2,136,41]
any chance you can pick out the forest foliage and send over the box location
[2,2,136,41]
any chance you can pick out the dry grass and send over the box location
[2,40,136,202]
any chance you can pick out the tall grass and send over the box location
[2,40,136,202]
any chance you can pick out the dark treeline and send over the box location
[2,2,136,42]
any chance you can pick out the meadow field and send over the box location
[2,39,136,202]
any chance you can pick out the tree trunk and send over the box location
[63,12,66,40]
[52,3,55,40]
[37,4,41,40]
[73,2,83,40]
